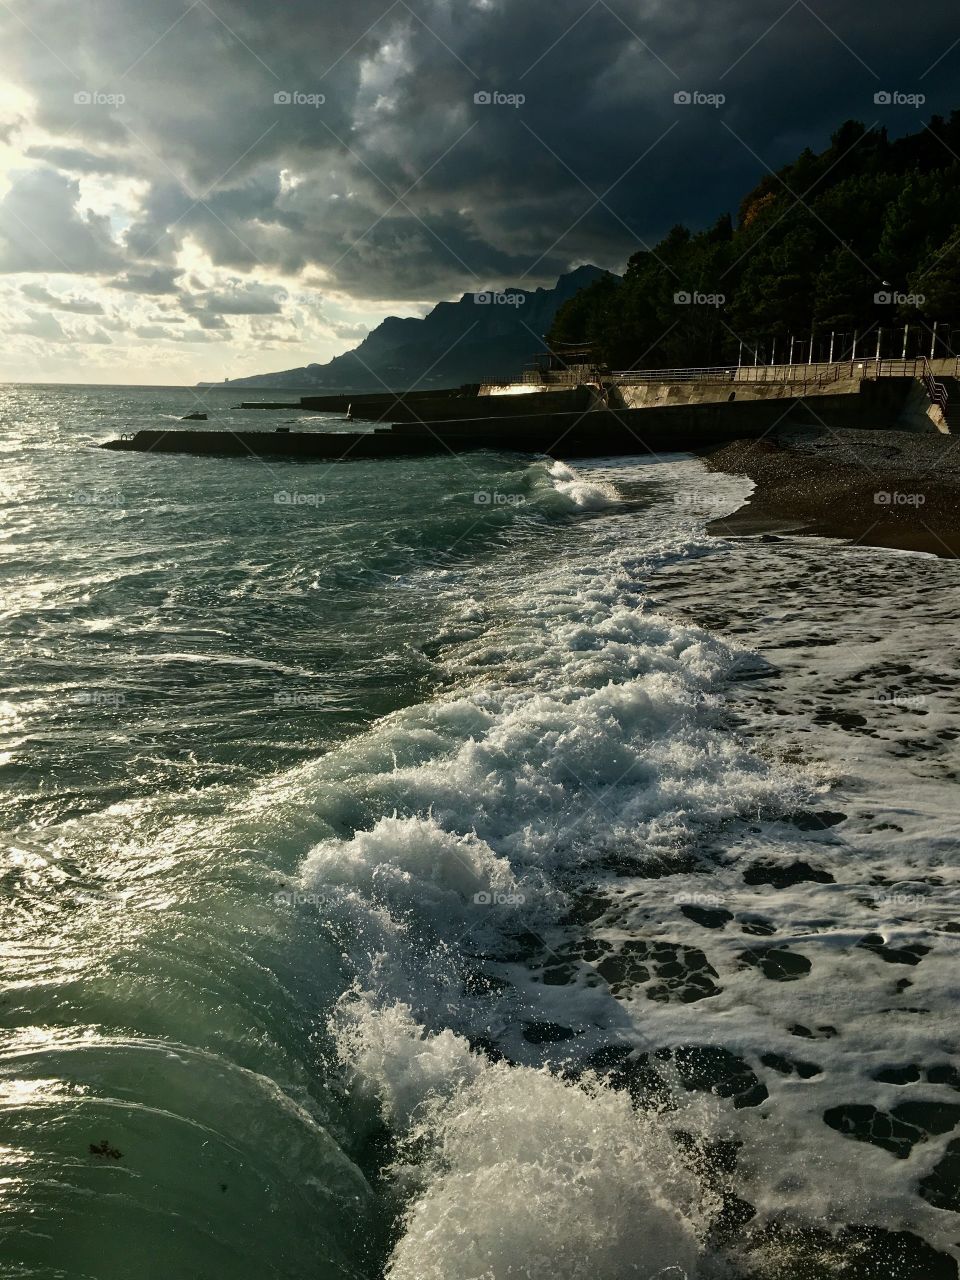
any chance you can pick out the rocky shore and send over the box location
[702,427,960,557]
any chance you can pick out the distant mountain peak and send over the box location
[213,265,615,391]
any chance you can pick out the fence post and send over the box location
[828,330,835,363]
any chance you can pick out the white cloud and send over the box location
[0,168,120,273]
[20,282,104,313]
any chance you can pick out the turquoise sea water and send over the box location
[2,384,959,1280]
[0,385,673,1278]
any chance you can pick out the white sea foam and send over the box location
[281,458,834,1273]
[541,458,620,511]
[334,997,707,1280]
[285,455,960,1269]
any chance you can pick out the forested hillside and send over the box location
[549,115,960,368]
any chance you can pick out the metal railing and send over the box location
[519,367,603,386]
[610,365,737,383]
[484,355,960,391]
[610,356,960,384]
[921,356,950,417]
[610,362,848,388]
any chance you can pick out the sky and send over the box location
[0,0,956,384]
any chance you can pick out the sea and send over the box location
[2,383,959,1279]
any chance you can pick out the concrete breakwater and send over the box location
[234,388,479,417]
[100,377,923,461]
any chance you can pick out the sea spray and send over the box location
[334,997,708,1280]
[543,459,620,512]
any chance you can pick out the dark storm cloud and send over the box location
[1,0,957,300]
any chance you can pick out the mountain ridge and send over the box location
[205,265,613,390]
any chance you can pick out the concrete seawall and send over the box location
[610,377,862,410]
[101,380,922,461]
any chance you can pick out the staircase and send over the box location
[921,359,958,432]
[937,377,960,432]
